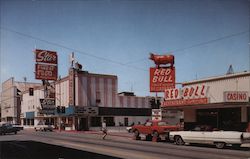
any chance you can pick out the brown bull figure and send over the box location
[149,53,174,68]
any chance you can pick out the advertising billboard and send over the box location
[35,49,58,81]
[35,49,58,64]
[150,67,175,92]
[35,64,58,81]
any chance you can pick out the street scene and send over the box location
[1,0,250,159]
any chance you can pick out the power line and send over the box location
[0,26,147,71]
[125,30,249,64]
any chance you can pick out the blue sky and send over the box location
[0,0,249,96]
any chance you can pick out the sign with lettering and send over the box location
[224,91,248,102]
[40,98,56,114]
[150,67,175,92]
[35,49,58,64]
[35,64,58,81]
[163,85,209,107]
[152,109,162,121]
[74,106,98,116]
[165,85,208,100]
[68,69,74,106]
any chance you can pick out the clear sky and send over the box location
[0,0,249,96]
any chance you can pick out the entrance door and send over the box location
[79,117,88,131]
[197,109,218,129]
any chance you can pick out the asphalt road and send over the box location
[0,130,249,159]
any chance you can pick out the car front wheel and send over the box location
[175,136,184,145]
[215,142,225,149]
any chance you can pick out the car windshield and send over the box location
[157,122,168,126]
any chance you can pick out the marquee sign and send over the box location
[40,98,56,114]
[150,67,175,92]
[224,91,248,102]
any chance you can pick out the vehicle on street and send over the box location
[12,124,24,131]
[0,123,20,135]
[34,121,54,132]
[126,126,132,133]
[132,120,181,141]
[169,126,250,149]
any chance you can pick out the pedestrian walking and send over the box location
[102,120,107,140]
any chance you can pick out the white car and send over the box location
[169,127,250,149]
[34,123,54,132]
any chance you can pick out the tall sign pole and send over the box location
[149,53,175,121]
[34,49,58,116]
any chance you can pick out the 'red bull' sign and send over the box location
[150,67,175,92]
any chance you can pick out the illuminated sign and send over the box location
[150,67,175,92]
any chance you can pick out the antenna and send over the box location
[226,65,234,75]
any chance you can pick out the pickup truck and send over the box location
[131,121,181,141]
[0,123,20,135]
[169,126,250,149]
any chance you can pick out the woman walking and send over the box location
[102,120,107,140]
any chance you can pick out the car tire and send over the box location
[215,142,225,149]
[146,134,153,141]
[133,130,141,140]
[175,136,184,145]
[14,131,17,134]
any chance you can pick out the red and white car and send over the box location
[132,120,181,141]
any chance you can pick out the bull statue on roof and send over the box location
[149,53,175,68]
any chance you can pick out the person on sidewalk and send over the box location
[102,120,107,140]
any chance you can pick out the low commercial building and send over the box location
[0,77,41,124]
[21,68,152,130]
[162,71,250,131]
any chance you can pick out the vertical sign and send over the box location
[68,69,74,106]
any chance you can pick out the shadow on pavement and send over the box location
[0,140,121,159]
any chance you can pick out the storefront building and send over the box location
[1,77,41,124]
[21,68,151,130]
[162,71,250,131]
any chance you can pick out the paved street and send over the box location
[0,130,249,159]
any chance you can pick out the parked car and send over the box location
[169,126,250,149]
[0,123,20,135]
[12,124,24,131]
[126,126,132,133]
[34,122,54,132]
[132,120,181,141]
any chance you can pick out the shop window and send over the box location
[91,117,101,127]
[104,117,115,126]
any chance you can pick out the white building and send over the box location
[0,77,41,124]
[162,71,250,131]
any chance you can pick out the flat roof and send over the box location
[182,71,250,86]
